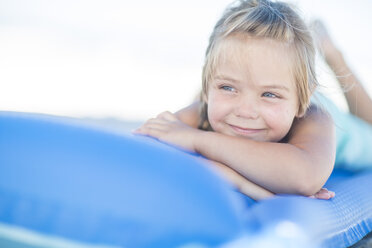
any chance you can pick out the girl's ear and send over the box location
[201,91,208,103]
[296,107,306,118]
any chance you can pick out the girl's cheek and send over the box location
[207,92,223,110]
[265,103,294,123]
[208,94,231,119]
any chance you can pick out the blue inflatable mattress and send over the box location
[0,111,371,248]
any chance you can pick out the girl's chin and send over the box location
[225,130,269,142]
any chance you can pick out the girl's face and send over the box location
[207,35,299,142]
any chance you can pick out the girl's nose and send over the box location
[234,97,259,119]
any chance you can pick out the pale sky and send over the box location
[1,0,371,121]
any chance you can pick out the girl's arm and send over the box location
[176,103,336,198]
[175,101,200,128]
[179,106,335,200]
[202,158,274,201]
[136,104,336,196]
[191,105,335,196]
[143,105,275,200]
[203,155,333,200]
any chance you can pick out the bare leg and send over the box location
[312,20,372,125]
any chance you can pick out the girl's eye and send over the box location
[220,85,235,92]
[262,92,277,98]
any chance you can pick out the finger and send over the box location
[145,118,169,126]
[329,191,336,198]
[314,192,332,200]
[157,111,177,121]
[132,125,151,134]
[132,128,141,134]
[135,125,167,138]
[133,119,168,135]
[317,188,335,198]
[135,123,169,135]
[317,188,328,194]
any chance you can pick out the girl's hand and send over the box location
[133,111,202,152]
[309,188,335,200]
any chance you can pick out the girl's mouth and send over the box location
[228,124,265,136]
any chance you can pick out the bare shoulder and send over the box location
[174,101,201,128]
[287,104,336,161]
[286,104,336,187]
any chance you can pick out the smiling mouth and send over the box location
[228,124,265,136]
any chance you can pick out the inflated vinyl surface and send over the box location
[0,112,371,248]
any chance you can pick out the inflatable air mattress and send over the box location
[0,112,371,248]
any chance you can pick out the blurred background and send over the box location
[1,0,371,125]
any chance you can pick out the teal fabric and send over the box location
[312,93,372,170]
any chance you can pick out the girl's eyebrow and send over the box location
[261,85,290,92]
[215,75,291,92]
[214,75,241,83]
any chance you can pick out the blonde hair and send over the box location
[199,0,318,130]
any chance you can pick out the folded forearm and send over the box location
[194,131,328,196]
[205,159,274,201]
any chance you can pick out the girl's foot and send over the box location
[311,20,342,65]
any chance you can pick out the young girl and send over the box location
[135,0,337,200]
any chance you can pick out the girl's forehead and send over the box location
[213,35,297,86]
[217,34,295,61]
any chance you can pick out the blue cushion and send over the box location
[241,170,372,247]
[0,112,245,247]
[1,111,371,248]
